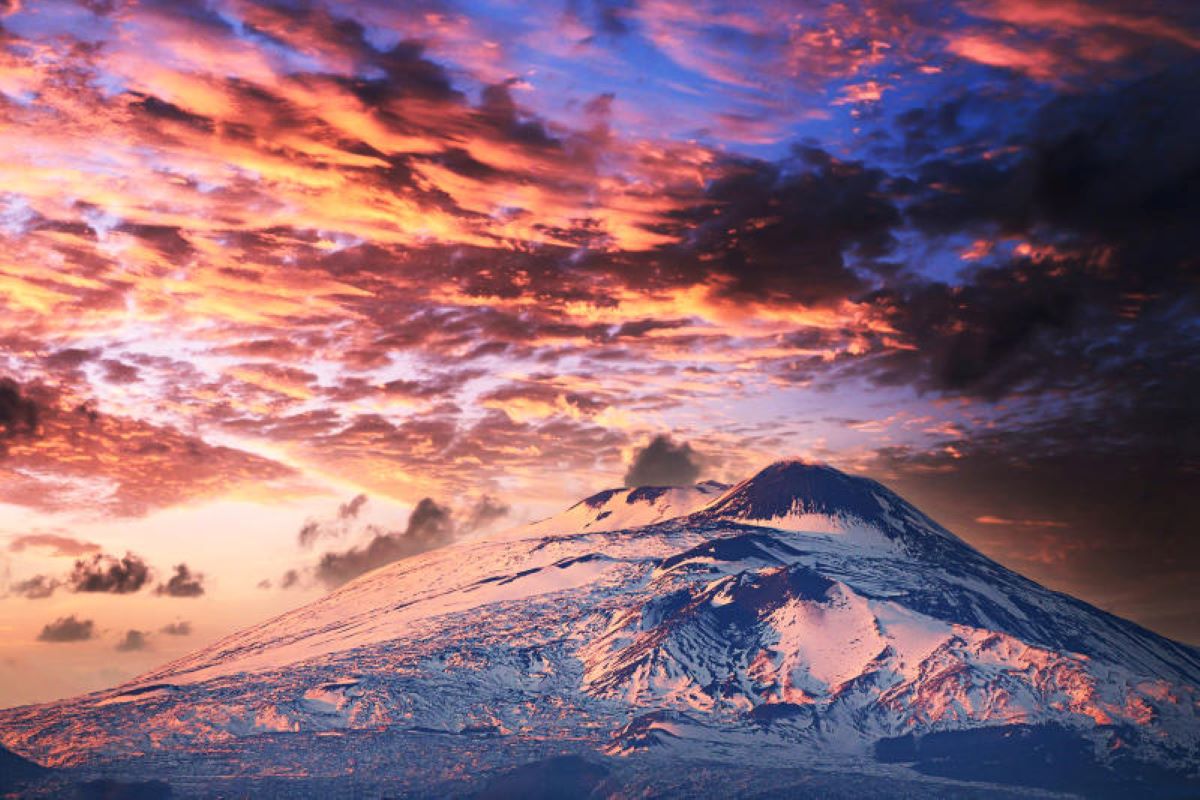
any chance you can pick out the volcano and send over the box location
[2,460,1198,797]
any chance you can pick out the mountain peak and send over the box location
[695,459,892,529]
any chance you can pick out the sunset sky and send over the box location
[0,0,1197,708]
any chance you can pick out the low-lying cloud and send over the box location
[312,495,509,589]
[155,564,205,597]
[115,629,150,652]
[624,435,703,487]
[8,551,209,600]
[9,575,58,599]
[37,615,94,643]
[298,493,369,547]
[160,621,192,636]
[69,553,151,594]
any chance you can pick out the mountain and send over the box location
[0,743,48,793]
[2,460,1198,798]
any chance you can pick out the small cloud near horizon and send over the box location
[37,615,95,643]
[115,629,150,652]
[156,564,205,597]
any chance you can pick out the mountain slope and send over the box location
[1,460,1197,797]
[507,480,729,540]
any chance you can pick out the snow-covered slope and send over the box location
[2,460,1197,797]
[504,480,729,540]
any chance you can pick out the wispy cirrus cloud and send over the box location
[8,533,100,557]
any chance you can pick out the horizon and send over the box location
[1,0,1198,724]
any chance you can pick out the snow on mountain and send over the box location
[505,480,729,540]
[692,460,964,556]
[1,460,1197,797]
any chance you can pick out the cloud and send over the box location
[624,435,702,487]
[8,533,101,557]
[0,378,38,450]
[948,0,1200,82]
[155,564,205,597]
[160,621,191,636]
[463,495,510,533]
[296,521,321,549]
[314,497,458,588]
[298,494,369,547]
[36,615,94,643]
[975,515,1069,528]
[844,64,1200,408]
[68,553,151,594]
[0,384,301,517]
[338,494,369,521]
[662,146,899,307]
[101,359,140,384]
[280,569,300,589]
[11,549,211,600]
[301,489,510,590]
[9,575,58,599]
[115,629,150,652]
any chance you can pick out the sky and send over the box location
[0,0,1197,708]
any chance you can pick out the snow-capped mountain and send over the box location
[2,460,1198,798]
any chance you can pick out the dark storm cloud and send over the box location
[8,575,58,599]
[160,621,191,636]
[657,146,900,306]
[155,564,205,597]
[128,93,214,131]
[868,64,1200,400]
[115,629,149,652]
[907,65,1200,251]
[36,615,94,643]
[355,39,462,103]
[624,435,702,487]
[68,552,151,594]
